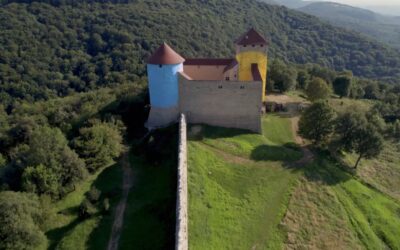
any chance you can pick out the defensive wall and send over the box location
[176,114,188,250]
[179,74,263,133]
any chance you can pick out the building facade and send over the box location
[146,28,268,133]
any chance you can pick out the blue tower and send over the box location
[146,43,185,128]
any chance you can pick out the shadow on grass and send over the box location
[188,124,256,141]
[46,217,82,250]
[251,143,303,162]
[298,150,352,186]
[86,163,123,250]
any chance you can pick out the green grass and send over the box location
[188,113,400,249]
[45,163,123,250]
[195,116,302,162]
[188,115,302,249]
[283,154,400,249]
[118,127,178,249]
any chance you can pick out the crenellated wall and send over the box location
[179,75,263,133]
[176,114,188,250]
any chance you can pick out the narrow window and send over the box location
[240,85,245,89]
[159,64,162,68]
[218,85,223,89]
[225,77,230,81]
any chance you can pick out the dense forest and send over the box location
[1,0,400,108]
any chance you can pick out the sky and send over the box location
[319,0,400,6]
[318,0,400,15]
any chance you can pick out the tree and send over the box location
[299,101,336,145]
[296,69,311,90]
[21,126,87,197]
[335,112,384,169]
[268,59,297,93]
[305,77,332,102]
[352,125,384,169]
[0,191,46,250]
[333,75,353,98]
[73,122,123,171]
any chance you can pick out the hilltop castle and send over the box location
[146,28,268,133]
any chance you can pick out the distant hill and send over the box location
[260,0,309,8]
[299,2,400,49]
[1,0,400,106]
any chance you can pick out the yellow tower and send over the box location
[235,28,268,101]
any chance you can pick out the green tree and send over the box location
[0,191,46,250]
[73,122,123,171]
[333,75,353,98]
[305,77,332,102]
[21,126,87,197]
[269,60,297,93]
[296,69,311,90]
[335,112,384,169]
[299,101,336,145]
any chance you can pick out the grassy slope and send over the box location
[188,115,303,249]
[45,163,123,250]
[189,112,400,249]
[118,127,178,249]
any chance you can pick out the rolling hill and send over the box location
[1,0,400,107]
[299,2,400,49]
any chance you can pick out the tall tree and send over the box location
[0,191,46,250]
[73,122,123,171]
[305,77,332,102]
[333,75,353,98]
[335,112,384,169]
[299,101,336,145]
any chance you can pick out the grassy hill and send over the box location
[1,0,400,106]
[299,2,400,49]
[187,114,400,249]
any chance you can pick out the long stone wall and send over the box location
[179,76,263,133]
[176,114,188,250]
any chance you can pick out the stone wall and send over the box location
[179,76,263,133]
[176,114,188,250]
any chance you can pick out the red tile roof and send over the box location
[147,43,185,65]
[235,28,268,46]
[251,64,262,81]
[184,58,235,66]
[184,58,238,73]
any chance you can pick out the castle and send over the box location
[146,28,268,133]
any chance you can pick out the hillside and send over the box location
[188,101,400,249]
[299,2,400,49]
[1,0,400,107]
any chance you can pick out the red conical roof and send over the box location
[235,28,268,46]
[147,43,185,65]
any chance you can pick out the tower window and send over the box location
[225,77,230,81]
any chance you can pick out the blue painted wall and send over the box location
[147,63,183,108]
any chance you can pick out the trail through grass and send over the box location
[188,115,303,249]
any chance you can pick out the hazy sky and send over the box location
[319,0,400,6]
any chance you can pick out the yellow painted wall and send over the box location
[236,51,268,101]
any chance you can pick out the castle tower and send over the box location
[235,28,268,101]
[146,43,185,129]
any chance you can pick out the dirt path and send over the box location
[107,153,134,250]
[291,116,314,166]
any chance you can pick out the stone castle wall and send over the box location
[176,114,188,250]
[179,75,263,133]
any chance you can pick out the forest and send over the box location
[1,0,400,109]
[1,0,400,248]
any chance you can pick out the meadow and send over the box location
[188,114,400,249]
